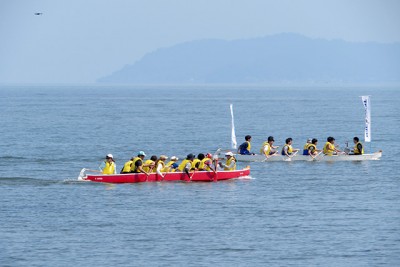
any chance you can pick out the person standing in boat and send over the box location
[177,153,196,179]
[131,151,149,175]
[155,155,168,178]
[260,136,278,156]
[100,154,117,175]
[323,137,341,156]
[281,138,299,157]
[120,156,134,174]
[351,137,364,155]
[163,156,179,172]
[302,138,312,155]
[218,151,236,170]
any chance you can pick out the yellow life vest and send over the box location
[307,144,317,154]
[353,142,364,155]
[121,160,133,173]
[224,157,236,171]
[177,159,191,171]
[303,143,310,150]
[131,157,143,172]
[260,141,270,154]
[281,144,293,155]
[102,161,115,175]
[143,159,155,173]
[247,141,251,151]
[162,161,175,172]
[198,158,212,171]
[323,142,335,156]
[191,159,201,170]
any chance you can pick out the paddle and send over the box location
[313,152,326,162]
[262,151,279,162]
[210,148,222,181]
[212,158,218,182]
[283,151,298,161]
[308,151,323,161]
[189,169,196,182]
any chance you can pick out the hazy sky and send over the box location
[1,0,399,83]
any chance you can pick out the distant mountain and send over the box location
[98,33,400,84]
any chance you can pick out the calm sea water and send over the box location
[0,85,399,266]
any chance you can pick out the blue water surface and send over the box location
[0,85,399,266]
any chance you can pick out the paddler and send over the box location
[197,153,215,172]
[260,136,278,156]
[307,138,320,156]
[323,137,341,156]
[143,155,157,173]
[237,135,254,155]
[155,155,168,178]
[218,151,236,170]
[302,138,312,155]
[281,138,299,157]
[162,156,179,172]
[352,136,364,155]
[177,153,196,179]
[120,156,134,174]
[100,154,116,174]
[191,155,201,170]
[131,151,149,175]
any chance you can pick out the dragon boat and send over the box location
[78,167,250,183]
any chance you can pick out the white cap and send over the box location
[307,138,312,142]
[106,154,113,158]
[170,156,179,161]
[138,151,146,156]
[225,152,234,156]
[159,155,168,160]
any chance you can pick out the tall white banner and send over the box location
[361,96,371,142]
[230,104,237,149]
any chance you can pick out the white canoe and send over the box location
[234,151,382,162]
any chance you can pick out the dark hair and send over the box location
[327,136,335,142]
[268,136,274,142]
[353,137,359,142]
[245,135,252,141]
[285,138,292,144]
[197,153,205,160]
[150,155,158,161]
[312,138,318,144]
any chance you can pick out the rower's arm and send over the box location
[156,163,163,176]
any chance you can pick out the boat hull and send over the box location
[235,151,382,162]
[81,168,250,183]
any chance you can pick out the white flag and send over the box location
[230,104,237,149]
[361,96,371,142]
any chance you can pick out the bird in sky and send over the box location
[34,13,43,15]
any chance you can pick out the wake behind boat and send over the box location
[234,151,382,162]
[78,167,250,183]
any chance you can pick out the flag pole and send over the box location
[230,104,237,150]
[360,95,371,153]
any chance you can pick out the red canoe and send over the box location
[78,167,250,183]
